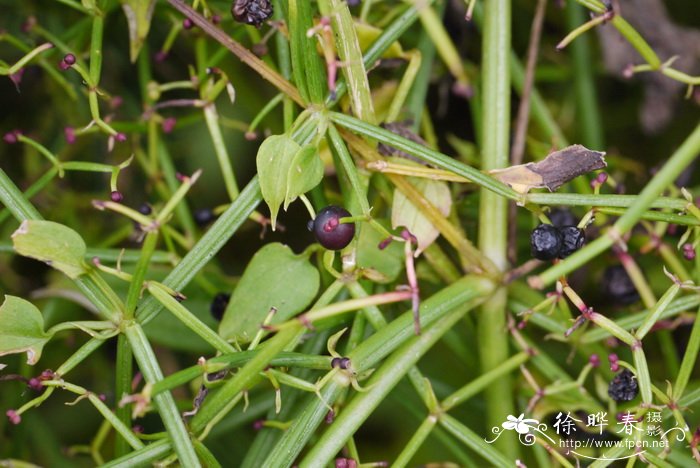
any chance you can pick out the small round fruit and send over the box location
[558,226,585,258]
[548,208,577,228]
[194,208,216,227]
[231,0,273,27]
[210,292,230,321]
[312,206,355,251]
[530,224,562,261]
[603,265,639,305]
[607,369,638,402]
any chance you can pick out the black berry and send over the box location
[231,0,273,27]
[558,226,585,258]
[530,224,562,261]
[194,208,216,227]
[312,206,355,251]
[607,369,638,402]
[210,293,230,321]
[137,203,152,216]
[548,208,577,228]
[603,265,639,305]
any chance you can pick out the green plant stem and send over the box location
[298,291,489,466]
[439,414,512,467]
[392,415,437,468]
[330,113,517,200]
[114,334,133,458]
[535,122,700,287]
[477,0,515,457]
[123,323,201,467]
[441,352,530,411]
[566,2,604,149]
[673,307,700,400]
[137,177,261,324]
[203,103,239,200]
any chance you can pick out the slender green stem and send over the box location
[477,0,515,458]
[673,307,700,400]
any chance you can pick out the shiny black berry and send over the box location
[137,203,152,216]
[231,0,273,27]
[210,293,230,321]
[548,208,577,228]
[558,226,585,258]
[530,224,562,261]
[608,369,638,402]
[311,206,355,251]
[194,208,216,227]
[603,265,639,305]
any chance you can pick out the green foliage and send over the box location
[219,243,320,343]
[12,220,88,279]
[0,296,49,365]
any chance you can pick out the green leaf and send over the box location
[0,295,50,365]
[284,144,323,209]
[257,134,301,229]
[120,0,157,63]
[219,243,320,343]
[288,0,326,104]
[356,219,404,283]
[12,220,88,278]
[392,178,452,256]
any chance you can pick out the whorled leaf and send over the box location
[12,220,88,278]
[284,144,323,210]
[392,178,452,256]
[257,134,322,228]
[0,295,50,365]
[218,243,320,343]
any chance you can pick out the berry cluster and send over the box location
[530,224,585,261]
[608,369,639,402]
[231,0,273,27]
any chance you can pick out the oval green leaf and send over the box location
[0,295,50,365]
[257,134,302,230]
[284,144,323,210]
[218,243,320,343]
[12,220,88,278]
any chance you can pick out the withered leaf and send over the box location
[490,145,606,194]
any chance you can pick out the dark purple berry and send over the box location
[231,0,273,27]
[210,293,230,321]
[530,224,562,261]
[557,226,585,258]
[137,203,152,216]
[608,369,638,402]
[63,53,76,65]
[603,265,639,305]
[548,208,577,228]
[194,208,216,227]
[312,206,355,251]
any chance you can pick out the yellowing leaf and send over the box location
[392,178,452,256]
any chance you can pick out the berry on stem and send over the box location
[231,0,273,27]
[310,206,355,251]
[530,224,562,261]
[607,369,639,402]
[194,208,216,227]
[557,226,585,258]
[210,292,230,321]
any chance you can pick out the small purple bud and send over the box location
[28,378,43,391]
[211,14,222,24]
[589,354,600,367]
[683,243,696,261]
[64,127,76,144]
[154,50,168,62]
[608,353,619,372]
[253,420,265,431]
[378,237,393,250]
[161,117,177,134]
[183,18,195,29]
[110,191,124,202]
[3,131,19,144]
[110,95,123,109]
[115,132,127,142]
[244,131,258,141]
[63,53,76,65]
[6,410,21,425]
